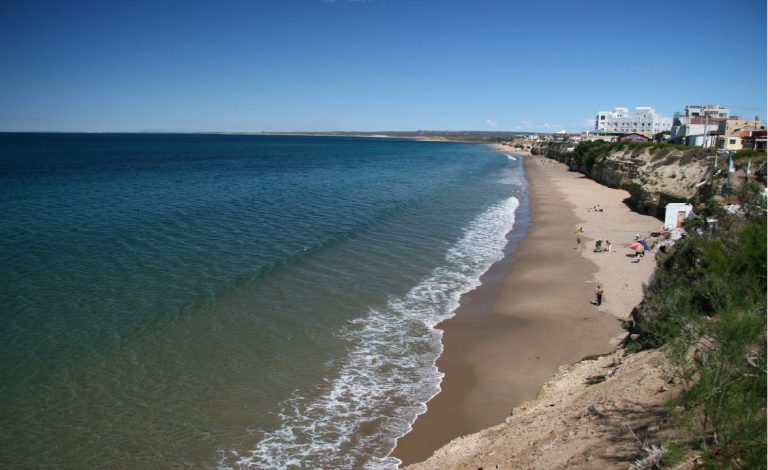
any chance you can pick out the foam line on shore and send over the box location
[233,196,520,469]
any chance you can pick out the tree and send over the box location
[654,130,671,142]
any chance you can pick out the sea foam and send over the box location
[232,195,520,469]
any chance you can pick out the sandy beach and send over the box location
[392,145,662,465]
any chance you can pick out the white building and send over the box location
[672,124,714,147]
[664,203,694,230]
[594,106,672,136]
[674,104,730,124]
[670,104,731,146]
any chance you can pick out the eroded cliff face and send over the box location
[405,349,687,470]
[531,142,766,218]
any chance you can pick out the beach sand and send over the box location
[392,146,662,465]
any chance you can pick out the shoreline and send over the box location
[392,145,661,465]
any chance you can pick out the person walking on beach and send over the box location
[576,236,582,249]
[592,285,604,306]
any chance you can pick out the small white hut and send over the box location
[664,203,694,229]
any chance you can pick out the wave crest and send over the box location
[229,196,520,469]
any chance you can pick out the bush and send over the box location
[626,209,766,467]
[733,149,767,160]
[671,304,766,469]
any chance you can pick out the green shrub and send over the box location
[660,442,686,467]
[733,149,767,160]
[626,208,766,467]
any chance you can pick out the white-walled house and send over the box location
[670,124,718,147]
[664,203,694,229]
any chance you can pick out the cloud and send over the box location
[485,119,498,127]
[515,120,567,132]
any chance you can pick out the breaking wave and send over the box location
[230,196,520,469]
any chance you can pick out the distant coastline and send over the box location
[0,130,539,143]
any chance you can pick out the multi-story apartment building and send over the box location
[674,104,730,124]
[670,104,731,146]
[594,106,672,136]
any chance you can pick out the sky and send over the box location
[0,0,766,133]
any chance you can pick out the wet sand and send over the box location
[392,147,662,465]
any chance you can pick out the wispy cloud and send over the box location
[516,120,566,132]
[485,119,498,127]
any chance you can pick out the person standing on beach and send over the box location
[592,285,604,306]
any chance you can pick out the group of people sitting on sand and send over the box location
[594,239,612,253]
[587,204,604,212]
[576,226,657,262]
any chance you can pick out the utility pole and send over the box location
[725,151,733,199]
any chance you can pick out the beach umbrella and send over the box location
[634,244,645,253]
[631,241,641,250]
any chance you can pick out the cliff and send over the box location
[531,142,767,217]
[406,349,694,469]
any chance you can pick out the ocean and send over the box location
[0,133,526,468]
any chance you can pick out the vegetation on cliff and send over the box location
[532,140,765,171]
[532,140,767,219]
[625,193,766,468]
[534,141,767,467]
[532,140,743,176]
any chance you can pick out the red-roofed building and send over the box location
[743,130,767,151]
[617,133,651,142]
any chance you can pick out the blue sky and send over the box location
[1,0,765,132]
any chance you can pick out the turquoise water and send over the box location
[0,134,525,468]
